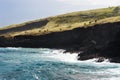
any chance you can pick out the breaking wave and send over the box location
[0,48,120,80]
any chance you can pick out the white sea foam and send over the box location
[93,77,120,80]
[33,74,39,80]
[44,49,79,62]
[42,49,119,65]
[84,58,110,63]
[6,47,21,50]
[108,77,120,80]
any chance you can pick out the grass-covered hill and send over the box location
[0,6,120,37]
[1,6,120,62]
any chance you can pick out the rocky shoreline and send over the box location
[0,22,120,63]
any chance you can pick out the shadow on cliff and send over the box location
[0,19,49,34]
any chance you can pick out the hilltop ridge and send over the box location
[0,6,120,37]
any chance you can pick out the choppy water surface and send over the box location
[0,48,120,80]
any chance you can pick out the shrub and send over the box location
[95,20,97,23]
[84,23,86,26]
[39,30,41,32]
[113,7,120,14]
[89,21,92,24]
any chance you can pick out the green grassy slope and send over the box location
[0,6,120,37]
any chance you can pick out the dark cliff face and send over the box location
[0,22,120,62]
[100,29,120,63]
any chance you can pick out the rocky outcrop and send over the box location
[0,22,120,63]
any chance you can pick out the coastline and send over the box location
[0,22,120,63]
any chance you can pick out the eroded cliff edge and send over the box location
[0,22,120,63]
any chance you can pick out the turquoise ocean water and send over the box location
[0,48,120,80]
